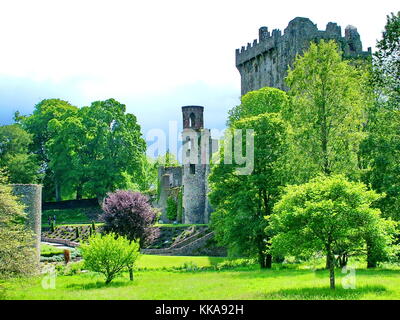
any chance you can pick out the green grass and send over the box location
[2,255,400,300]
[42,208,101,227]
[136,255,226,269]
[40,244,64,256]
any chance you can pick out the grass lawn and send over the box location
[40,244,64,256]
[42,208,102,228]
[2,255,400,300]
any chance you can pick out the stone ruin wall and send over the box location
[11,184,42,263]
[236,17,372,95]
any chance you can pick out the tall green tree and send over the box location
[209,87,288,268]
[269,175,397,289]
[361,12,400,223]
[21,99,78,200]
[77,99,146,199]
[284,40,371,183]
[0,125,39,183]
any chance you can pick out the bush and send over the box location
[101,190,159,247]
[80,233,140,284]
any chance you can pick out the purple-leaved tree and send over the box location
[101,190,160,281]
[101,190,159,247]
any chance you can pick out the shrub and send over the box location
[101,190,159,247]
[0,172,38,278]
[166,196,178,221]
[80,233,140,284]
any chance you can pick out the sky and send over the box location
[0,0,398,155]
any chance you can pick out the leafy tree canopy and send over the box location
[269,175,397,289]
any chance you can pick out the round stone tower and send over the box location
[181,106,210,224]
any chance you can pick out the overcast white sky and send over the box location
[0,0,398,151]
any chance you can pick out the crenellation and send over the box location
[236,17,372,94]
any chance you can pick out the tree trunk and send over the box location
[326,247,335,289]
[129,267,134,281]
[325,253,331,269]
[258,252,272,269]
[76,184,83,200]
[329,257,335,289]
[366,240,377,268]
[55,180,61,202]
[337,253,348,268]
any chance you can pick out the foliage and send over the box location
[177,189,183,223]
[269,175,398,289]
[373,11,400,104]
[80,233,140,284]
[284,40,371,183]
[101,190,159,247]
[21,98,147,201]
[0,124,40,184]
[361,12,400,221]
[0,171,37,278]
[209,87,288,268]
[166,196,178,221]
[21,99,78,201]
[227,87,288,126]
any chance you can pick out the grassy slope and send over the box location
[3,256,400,300]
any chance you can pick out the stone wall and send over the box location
[236,17,372,95]
[156,166,183,222]
[11,184,42,263]
[142,232,226,256]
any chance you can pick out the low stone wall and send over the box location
[12,184,42,263]
[41,236,80,248]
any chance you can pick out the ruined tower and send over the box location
[181,106,212,224]
[236,17,372,95]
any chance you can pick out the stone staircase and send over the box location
[142,231,215,256]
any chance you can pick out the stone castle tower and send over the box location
[181,106,214,224]
[236,17,372,95]
[156,106,216,224]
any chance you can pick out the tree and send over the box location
[21,99,78,200]
[284,40,370,183]
[78,99,147,199]
[101,190,158,280]
[0,171,37,278]
[269,175,397,289]
[101,190,159,247]
[228,87,288,126]
[0,125,39,183]
[80,233,140,284]
[360,12,400,224]
[373,11,400,104]
[209,87,288,268]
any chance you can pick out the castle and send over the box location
[157,17,370,224]
[157,106,217,224]
[236,17,371,94]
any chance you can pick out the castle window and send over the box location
[190,164,195,174]
[189,113,196,128]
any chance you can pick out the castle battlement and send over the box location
[236,17,371,94]
[236,17,370,68]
